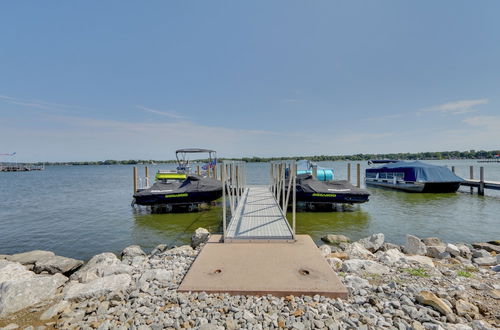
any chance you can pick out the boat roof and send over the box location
[366,161,463,182]
[369,161,446,169]
[175,148,216,154]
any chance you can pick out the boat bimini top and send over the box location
[175,148,217,173]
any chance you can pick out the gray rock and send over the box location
[191,228,210,248]
[150,244,167,256]
[456,244,472,258]
[0,260,34,283]
[162,245,196,257]
[422,237,445,247]
[70,252,122,283]
[426,246,446,258]
[472,249,491,258]
[473,256,497,266]
[343,275,371,290]
[326,257,342,271]
[358,233,385,252]
[40,300,70,320]
[64,274,131,301]
[378,248,405,265]
[471,242,500,254]
[0,273,67,316]
[121,245,146,260]
[445,244,461,257]
[318,244,331,257]
[321,234,350,244]
[2,324,19,330]
[342,259,390,274]
[33,255,83,274]
[404,234,427,255]
[6,250,55,265]
[140,269,173,284]
[380,242,401,252]
[344,242,373,258]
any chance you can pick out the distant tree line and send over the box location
[34,149,499,166]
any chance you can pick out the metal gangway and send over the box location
[221,161,297,242]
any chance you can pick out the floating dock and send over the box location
[179,161,348,298]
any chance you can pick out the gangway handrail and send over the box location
[221,161,246,240]
[270,160,296,238]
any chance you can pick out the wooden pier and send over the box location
[179,161,348,298]
[452,165,500,195]
[0,163,44,172]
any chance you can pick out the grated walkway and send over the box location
[225,185,294,242]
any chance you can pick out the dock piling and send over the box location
[479,167,485,196]
[451,166,455,173]
[470,166,474,194]
[356,163,361,188]
[133,167,138,193]
[145,166,149,187]
[347,163,351,182]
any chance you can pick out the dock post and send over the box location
[222,164,226,241]
[479,167,485,196]
[133,167,138,193]
[312,165,318,180]
[356,163,361,188]
[347,163,351,182]
[292,161,296,239]
[451,166,455,173]
[213,164,217,180]
[197,165,200,175]
[469,166,474,194]
[145,166,149,187]
[282,163,286,211]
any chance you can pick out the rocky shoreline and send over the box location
[0,229,499,330]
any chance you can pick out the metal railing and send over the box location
[221,161,246,240]
[270,160,296,237]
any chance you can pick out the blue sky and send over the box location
[1,1,499,162]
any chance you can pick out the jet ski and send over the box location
[132,149,222,212]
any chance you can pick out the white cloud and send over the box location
[419,98,489,115]
[136,105,187,120]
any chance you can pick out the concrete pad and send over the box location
[178,235,348,299]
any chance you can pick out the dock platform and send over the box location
[178,235,348,298]
[225,185,294,242]
[461,179,500,191]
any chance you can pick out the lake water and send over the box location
[1,160,499,260]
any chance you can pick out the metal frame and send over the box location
[221,161,247,241]
[270,160,297,238]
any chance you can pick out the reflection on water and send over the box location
[132,205,222,251]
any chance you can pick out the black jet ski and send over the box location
[133,172,222,210]
[295,173,370,206]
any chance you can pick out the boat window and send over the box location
[394,172,405,179]
[379,172,387,179]
[387,173,394,179]
[366,172,377,179]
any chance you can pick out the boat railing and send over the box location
[221,161,246,239]
[270,160,297,237]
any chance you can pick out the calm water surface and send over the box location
[1,160,499,260]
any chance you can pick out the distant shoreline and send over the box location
[19,149,500,166]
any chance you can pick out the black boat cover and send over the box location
[366,161,464,182]
[134,174,221,197]
[296,174,369,196]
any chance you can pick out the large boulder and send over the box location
[455,299,479,318]
[321,234,350,245]
[472,242,500,254]
[404,235,427,255]
[404,255,435,268]
[33,255,83,275]
[191,228,210,248]
[341,259,390,275]
[344,242,373,259]
[318,245,331,257]
[445,244,461,257]
[377,249,406,265]
[6,250,55,265]
[70,252,131,283]
[422,237,445,247]
[64,274,131,301]
[426,246,447,259]
[0,260,34,283]
[473,256,497,266]
[121,245,146,260]
[0,270,67,316]
[357,233,385,252]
